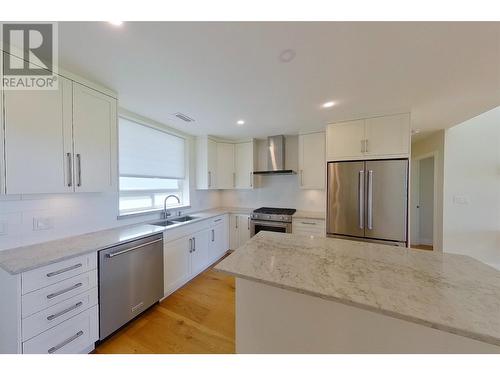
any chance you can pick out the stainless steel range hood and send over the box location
[253,135,296,175]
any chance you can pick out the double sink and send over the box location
[150,215,198,228]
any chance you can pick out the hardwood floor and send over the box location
[94,267,235,354]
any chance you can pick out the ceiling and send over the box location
[58,22,500,139]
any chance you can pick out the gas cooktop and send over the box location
[251,207,296,222]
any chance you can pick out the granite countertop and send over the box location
[215,231,500,347]
[293,210,325,220]
[0,207,253,275]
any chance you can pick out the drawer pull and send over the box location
[301,222,317,225]
[47,301,83,321]
[46,283,83,300]
[48,330,84,354]
[46,263,82,278]
[214,218,222,223]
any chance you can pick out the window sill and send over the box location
[117,204,191,220]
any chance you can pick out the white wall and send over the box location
[0,137,221,251]
[418,157,434,245]
[410,130,445,250]
[443,106,500,269]
[221,136,326,212]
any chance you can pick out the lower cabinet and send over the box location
[229,214,251,250]
[163,214,230,297]
[292,218,326,237]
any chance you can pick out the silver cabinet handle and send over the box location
[47,283,83,299]
[301,222,317,225]
[250,171,253,187]
[47,301,83,321]
[193,237,196,252]
[66,153,72,187]
[365,140,369,153]
[359,170,365,229]
[46,263,82,278]
[76,153,82,187]
[105,238,162,258]
[214,218,222,223]
[247,217,250,230]
[189,238,193,253]
[48,330,83,354]
[367,170,373,230]
[212,229,215,242]
[236,216,238,229]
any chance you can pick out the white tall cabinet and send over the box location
[298,132,325,189]
[326,113,410,161]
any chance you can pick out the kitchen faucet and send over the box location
[163,195,181,219]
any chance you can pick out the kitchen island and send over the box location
[215,232,500,353]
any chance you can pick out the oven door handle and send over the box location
[250,220,291,228]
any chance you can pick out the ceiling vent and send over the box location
[173,112,195,123]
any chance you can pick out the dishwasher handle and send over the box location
[105,238,163,258]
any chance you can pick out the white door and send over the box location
[299,132,325,189]
[235,141,254,189]
[364,114,410,157]
[238,214,251,246]
[3,73,73,194]
[207,139,217,189]
[164,235,191,296]
[190,229,210,276]
[208,223,226,262]
[216,142,235,189]
[73,83,116,192]
[326,120,365,161]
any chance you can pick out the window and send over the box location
[119,116,188,214]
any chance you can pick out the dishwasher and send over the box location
[98,233,164,340]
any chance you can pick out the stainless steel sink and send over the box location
[171,215,197,223]
[150,220,177,227]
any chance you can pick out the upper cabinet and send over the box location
[72,83,116,193]
[1,55,117,194]
[196,137,255,190]
[298,132,325,189]
[326,113,410,161]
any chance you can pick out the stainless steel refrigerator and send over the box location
[327,159,408,246]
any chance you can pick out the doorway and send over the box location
[411,154,436,250]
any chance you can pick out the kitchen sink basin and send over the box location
[150,220,177,227]
[171,215,197,223]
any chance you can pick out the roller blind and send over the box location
[119,117,185,179]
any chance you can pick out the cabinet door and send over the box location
[238,214,251,246]
[164,235,191,296]
[299,132,325,189]
[235,141,254,189]
[208,223,226,262]
[364,114,410,157]
[216,142,235,189]
[207,138,217,189]
[190,229,210,276]
[73,83,116,192]
[3,73,73,194]
[326,120,365,161]
[229,214,239,250]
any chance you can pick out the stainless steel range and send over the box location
[250,207,296,236]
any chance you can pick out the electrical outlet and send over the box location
[0,221,7,236]
[33,217,54,231]
[453,195,470,205]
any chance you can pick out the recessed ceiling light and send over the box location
[322,101,335,108]
[108,21,123,26]
[279,49,296,63]
[237,120,245,126]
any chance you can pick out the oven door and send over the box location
[250,220,292,237]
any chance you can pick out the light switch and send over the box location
[33,217,54,231]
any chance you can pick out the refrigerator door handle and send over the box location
[358,170,365,229]
[367,170,373,230]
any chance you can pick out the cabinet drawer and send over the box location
[22,288,98,341]
[293,219,326,237]
[22,269,97,318]
[22,253,97,294]
[211,215,226,225]
[23,305,98,354]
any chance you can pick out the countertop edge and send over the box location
[214,267,500,348]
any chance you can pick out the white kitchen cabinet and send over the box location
[163,235,191,296]
[364,113,410,157]
[235,141,255,189]
[326,119,365,161]
[3,73,73,194]
[190,229,210,276]
[298,132,325,189]
[208,216,229,262]
[72,83,116,192]
[216,142,235,189]
[196,137,218,189]
[292,218,326,237]
[326,113,410,161]
[229,214,251,250]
